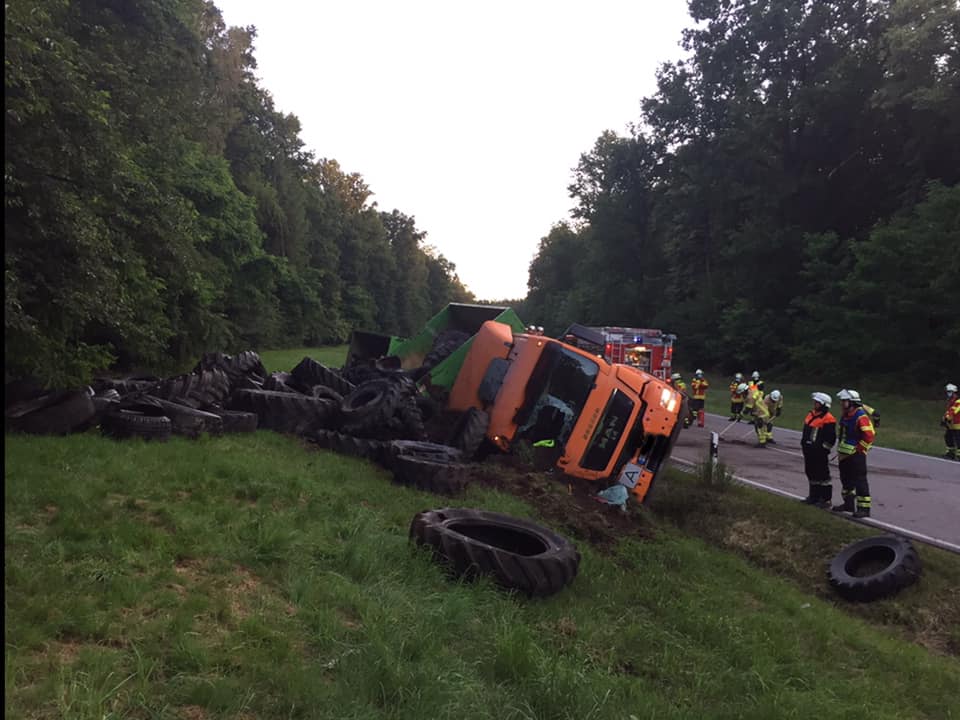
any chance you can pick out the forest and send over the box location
[5,0,959,387]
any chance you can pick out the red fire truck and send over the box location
[562,324,676,380]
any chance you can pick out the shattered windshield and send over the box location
[515,343,599,444]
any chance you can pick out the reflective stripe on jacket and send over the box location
[838,407,875,457]
[729,381,743,401]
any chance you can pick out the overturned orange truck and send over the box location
[346,304,686,503]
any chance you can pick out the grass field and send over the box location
[5,431,960,719]
[258,346,349,375]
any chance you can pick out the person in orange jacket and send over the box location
[728,372,745,420]
[690,369,709,427]
[801,392,837,507]
[942,383,960,461]
[833,389,876,518]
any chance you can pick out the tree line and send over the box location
[5,0,474,386]
[522,0,959,382]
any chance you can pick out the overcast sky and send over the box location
[214,0,693,300]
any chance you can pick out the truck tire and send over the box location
[229,389,338,434]
[340,380,400,433]
[126,396,224,437]
[828,535,922,602]
[291,357,356,396]
[101,410,172,442]
[410,508,580,597]
[150,369,231,410]
[383,440,463,471]
[313,430,388,463]
[449,408,489,460]
[6,389,96,435]
[393,456,469,495]
[209,409,258,433]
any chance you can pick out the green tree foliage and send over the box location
[5,0,471,385]
[527,0,959,379]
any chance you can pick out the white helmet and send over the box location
[947,383,958,394]
[812,391,831,408]
[694,369,704,377]
[671,372,682,381]
[837,388,862,404]
[770,390,782,402]
[734,372,743,381]
[736,382,749,393]
[751,371,760,381]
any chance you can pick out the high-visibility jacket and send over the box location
[673,379,688,394]
[729,381,743,401]
[762,393,783,419]
[802,409,837,452]
[691,378,709,399]
[743,388,763,415]
[838,407,875,458]
[945,396,960,430]
[862,403,880,428]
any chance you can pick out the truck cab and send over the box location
[449,321,684,502]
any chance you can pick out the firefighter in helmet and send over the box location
[670,373,694,428]
[761,389,784,444]
[942,383,960,460]
[690,369,709,427]
[728,372,745,420]
[739,382,758,420]
[834,389,876,517]
[801,392,837,507]
[748,370,765,394]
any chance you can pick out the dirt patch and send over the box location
[460,456,655,551]
[178,706,209,720]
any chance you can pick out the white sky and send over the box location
[214,0,692,300]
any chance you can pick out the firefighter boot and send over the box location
[852,497,872,519]
[800,484,818,504]
[816,485,833,509]
[697,409,705,428]
[832,492,855,513]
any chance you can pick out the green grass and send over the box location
[676,368,946,456]
[6,431,960,719]
[258,345,349,374]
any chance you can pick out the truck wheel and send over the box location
[828,535,922,602]
[393,456,469,495]
[409,508,580,597]
[340,380,400,432]
[383,440,463,471]
[101,410,172,441]
[449,408,489,460]
[291,357,356,396]
[208,409,258,433]
[313,430,388,463]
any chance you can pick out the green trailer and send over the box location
[344,303,525,394]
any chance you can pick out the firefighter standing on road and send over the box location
[690,369,709,428]
[750,386,771,446]
[801,392,837,507]
[670,373,694,428]
[749,370,765,394]
[729,373,745,420]
[761,389,784,444]
[833,389,876,518]
[942,383,960,460]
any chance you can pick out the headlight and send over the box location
[660,387,678,413]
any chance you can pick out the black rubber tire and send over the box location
[101,410,172,441]
[149,370,231,410]
[194,350,267,386]
[448,407,490,460]
[311,385,344,404]
[7,390,96,435]
[384,440,463,471]
[313,430,389,463]
[209,409,259,433]
[828,535,922,602]
[393,456,470,495]
[228,389,337,435]
[421,330,471,372]
[340,379,401,432]
[291,357,356,396]
[395,397,426,440]
[137,396,224,437]
[410,508,580,597]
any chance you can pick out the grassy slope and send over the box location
[5,432,960,720]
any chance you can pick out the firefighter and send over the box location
[728,372,745,420]
[670,373,694,428]
[690,369,709,428]
[749,370,765,394]
[748,385,769,446]
[741,382,760,420]
[761,389,783,444]
[801,392,837,507]
[942,383,960,460]
[833,388,876,518]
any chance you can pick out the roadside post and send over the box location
[710,431,719,481]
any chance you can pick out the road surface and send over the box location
[669,412,960,553]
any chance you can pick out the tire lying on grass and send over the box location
[828,535,922,602]
[101,410,172,441]
[410,508,580,597]
[394,456,470,496]
[6,389,96,435]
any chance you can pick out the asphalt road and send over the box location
[669,412,960,553]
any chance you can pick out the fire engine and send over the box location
[562,323,677,380]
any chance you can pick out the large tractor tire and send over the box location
[393,456,470,496]
[448,407,490,460]
[828,535,922,602]
[410,508,580,597]
[101,410,172,442]
[291,357,356,397]
[229,389,338,435]
[339,379,401,435]
[6,389,96,435]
